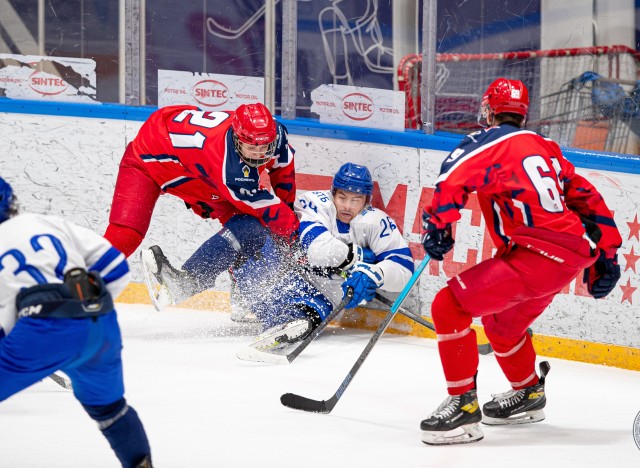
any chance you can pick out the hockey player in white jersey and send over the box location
[296,162,414,311]
[242,162,415,353]
[0,177,152,467]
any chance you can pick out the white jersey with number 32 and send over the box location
[0,213,130,336]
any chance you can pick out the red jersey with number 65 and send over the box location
[107,105,298,253]
[426,122,622,254]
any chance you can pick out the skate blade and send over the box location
[235,346,291,364]
[482,409,545,426]
[140,250,172,311]
[421,423,484,445]
[251,319,311,352]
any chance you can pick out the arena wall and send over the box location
[1,101,638,370]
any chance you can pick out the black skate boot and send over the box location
[251,306,322,352]
[251,317,315,351]
[140,245,201,311]
[482,361,550,426]
[421,389,484,445]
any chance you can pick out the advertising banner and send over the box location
[310,84,405,131]
[0,54,97,103]
[158,70,264,110]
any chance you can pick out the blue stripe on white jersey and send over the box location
[377,247,415,273]
[299,221,328,250]
[102,261,130,284]
[140,154,181,164]
[89,247,129,284]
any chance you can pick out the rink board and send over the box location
[0,100,638,369]
[117,283,640,371]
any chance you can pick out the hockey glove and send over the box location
[583,251,621,299]
[341,262,384,309]
[339,243,376,271]
[421,210,454,261]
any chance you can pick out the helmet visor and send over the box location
[236,139,277,167]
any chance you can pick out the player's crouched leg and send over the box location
[83,398,152,468]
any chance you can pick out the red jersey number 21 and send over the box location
[169,110,230,149]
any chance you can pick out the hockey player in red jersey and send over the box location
[104,103,298,308]
[420,78,622,445]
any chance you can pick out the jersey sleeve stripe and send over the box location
[377,247,413,262]
[90,247,123,273]
[161,176,194,191]
[299,222,328,250]
[588,214,618,227]
[102,261,131,284]
[378,250,415,272]
[90,247,130,284]
[140,154,181,163]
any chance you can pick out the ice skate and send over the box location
[421,389,484,445]
[250,318,315,352]
[140,245,200,311]
[482,361,550,426]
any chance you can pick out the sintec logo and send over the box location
[342,93,374,120]
[29,70,68,96]
[193,80,230,107]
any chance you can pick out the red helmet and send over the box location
[232,103,278,167]
[232,103,277,146]
[481,78,529,118]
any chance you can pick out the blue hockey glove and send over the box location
[583,251,621,299]
[421,210,454,261]
[341,262,384,309]
[339,243,376,271]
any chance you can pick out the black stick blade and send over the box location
[280,393,330,414]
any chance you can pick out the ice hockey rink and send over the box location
[1,304,639,468]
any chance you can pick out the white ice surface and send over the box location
[1,304,639,468]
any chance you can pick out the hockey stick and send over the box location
[373,292,435,332]
[280,255,430,414]
[49,372,73,390]
[373,293,496,355]
[236,288,355,364]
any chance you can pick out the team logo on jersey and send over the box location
[342,93,374,121]
[28,69,69,96]
[192,79,229,107]
[235,164,255,183]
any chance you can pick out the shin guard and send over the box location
[84,399,151,468]
[432,288,479,395]
[486,330,538,389]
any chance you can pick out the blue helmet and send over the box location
[332,163,373,196]
[0,177,15,223]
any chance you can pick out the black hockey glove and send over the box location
[421,210,454,261]
[338,243,376,271]
[583,251,621,299]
